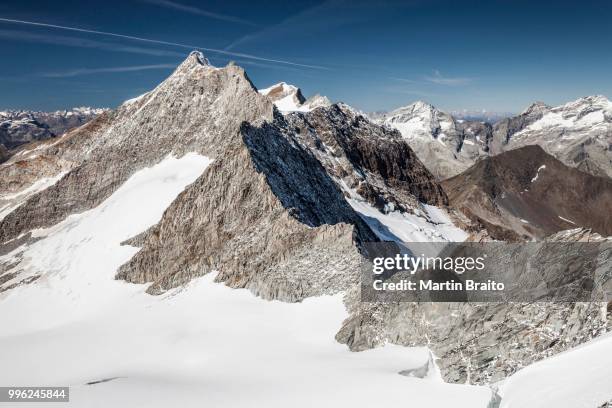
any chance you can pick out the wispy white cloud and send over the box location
[0,29,184,57]
[41,64,176,78]
[142,0,257,26]
[0,17,327,70]
[389,77,418,84]
[424,70,472,86]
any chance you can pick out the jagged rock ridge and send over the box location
[0,51,273,243]
[117,113,378,299]
[287,103,448,211]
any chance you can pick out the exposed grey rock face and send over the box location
[287,104,447,212]
[114,101,446,299]
[0,51,273,243]
[117,114,377,299]
[337,228,611,385]
[375,96,612,180]
[0,111,114,219]
[490,101,550,154]
[503,95,612,178]
[0,107,106,149]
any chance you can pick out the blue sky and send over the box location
[0,0,610,113]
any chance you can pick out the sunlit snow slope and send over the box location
[499,332,612,408]
[0,153,492,408]
[339,183,467,243]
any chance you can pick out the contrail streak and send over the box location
[142,0,257,26]
[41,64,178,78]
[0,17,327,70]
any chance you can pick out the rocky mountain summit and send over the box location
[1,52,408,302]
[375,101,492,179]
[0,51,273,243]
[489,101,551,154]
[0,107,107,151]
[259,81,331,113]
[504,95,612,178]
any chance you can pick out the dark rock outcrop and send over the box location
[289,104,448,212]
[0,144,9,164]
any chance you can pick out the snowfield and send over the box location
[0,153,492,407]
[1,149,608,408]
[0,274,493,408]
[499,332,612,408]
[342,184,468,243]
[258,82,308,112]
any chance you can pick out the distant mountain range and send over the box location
[0,107,107,154]
[450,109,513,123]
[371,95,612,179]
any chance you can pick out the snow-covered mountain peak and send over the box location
[382,101,446,126]
[172,51,214,77]
[259,82,332,113]
[259,81,299,95]
[375,101,496,179]
[187,50,210,66]
[504,94,612,178]
[520,94,612,126]
[303,94,331,110]
[557,94,611,113]
[259,82,305,104]
[410,100,436,111]
[520,101,550,116]
[383,101,448,127]
[258,81,333,113]
[391,100,436,115]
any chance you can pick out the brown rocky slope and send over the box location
[442,145,612,240]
